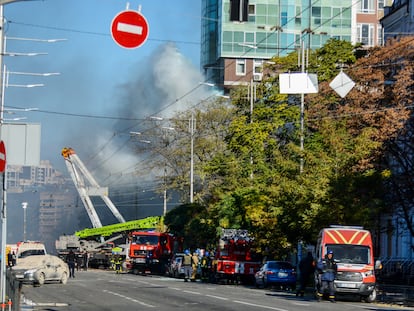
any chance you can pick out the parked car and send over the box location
[13,254,69,286]
[255,261,296,290]
[167,253,186,278]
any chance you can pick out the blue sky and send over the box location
[3,0,210,175]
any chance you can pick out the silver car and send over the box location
[13,254,69,286]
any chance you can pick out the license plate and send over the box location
[136,258,146,263]
[278,272,288,278]
[337,282,357,288]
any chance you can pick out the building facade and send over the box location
[201,0,384,89]
[381,0,414,42]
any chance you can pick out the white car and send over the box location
[13,254,69,286]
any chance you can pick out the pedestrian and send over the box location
[7,251,16,268]
[316,250,337,302]
[114,255,122,274]
[83,251,89,271]
[76,254,82,271]
[200,252,209,282]
[182,249,192,282]
[67,250,76,278]
[296,252,314,297]
[190,251,199,282]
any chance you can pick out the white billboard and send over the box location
[279,73,318,94]
[0,123,41,166]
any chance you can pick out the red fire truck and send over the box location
[126,230,181,275]
[214,229,261,284]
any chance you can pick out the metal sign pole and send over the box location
[0,168,7,307]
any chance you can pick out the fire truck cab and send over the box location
[315,226,382,302]
[127,230,179,275]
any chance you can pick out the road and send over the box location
[19,269,413,311]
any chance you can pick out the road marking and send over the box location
[103,289,155,308]
[206,294,229,300]
[233,300,288,311]
[183,290,202,295]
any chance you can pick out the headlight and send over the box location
[364,270,373,277]
[25,269,37,275]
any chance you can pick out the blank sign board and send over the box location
[0,123,41,166]
[279,73,318,94]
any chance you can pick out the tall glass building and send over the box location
[201,0,383,89]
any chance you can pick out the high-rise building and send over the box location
[201,0,384,89]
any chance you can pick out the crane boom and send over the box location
[61,147,126,228]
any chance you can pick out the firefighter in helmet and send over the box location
[316,250,337,302]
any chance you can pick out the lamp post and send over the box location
[22,202,27,241]
[0,2,61,307]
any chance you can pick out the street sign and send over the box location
[111,10,149,49]
[0,141,6,173]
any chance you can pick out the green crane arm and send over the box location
[75,216,162,238]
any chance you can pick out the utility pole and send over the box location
[189,113,195,203]
[299,41,306,174]
[249,79,256,180]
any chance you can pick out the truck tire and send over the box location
[363,288,377,303]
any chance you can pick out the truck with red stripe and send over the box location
[315,226,382,302]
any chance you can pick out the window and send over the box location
[248,4,255,22]
[295,6,301,26]
[359,0,374,13]
[236,59,246,75]
[357,23,374,46]
[378,0,384,9]
[281,11,288,26]
[230,0,249,22]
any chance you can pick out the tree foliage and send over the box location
[159,37,414,257]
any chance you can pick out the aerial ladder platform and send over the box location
[61,147,126,228]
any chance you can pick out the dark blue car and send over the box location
[254,261,297,290]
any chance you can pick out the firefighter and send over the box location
[200,252,209,282]
[190,251,199,282]
[182,249,192,282]
[316,250,337,302]
[113,255,122,274]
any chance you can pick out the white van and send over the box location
[15,241,47,263]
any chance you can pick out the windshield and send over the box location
[18,249,46,258]
[326,244,370,264]
[132,235,159,246]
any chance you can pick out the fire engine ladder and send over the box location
[61,147,126,228]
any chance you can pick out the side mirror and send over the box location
[375,260,382,270]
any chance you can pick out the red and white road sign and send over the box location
[0,141,6,173]
[111,10,149,49]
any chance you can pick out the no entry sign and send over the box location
[111,10,149,49]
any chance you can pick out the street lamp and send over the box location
[22,202,28,241]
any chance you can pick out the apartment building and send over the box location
[381,0,414,42]
[201,0,384,89]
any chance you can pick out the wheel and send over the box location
[37,273,45,285]
[363,288,377,303]
[60,272,68,284]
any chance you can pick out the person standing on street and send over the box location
[191,251,199,282]
[182,249,192,282]
[296,252,314,297]
[316,250,337,302]
[83,251,89,271]
[67,250,76,278]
